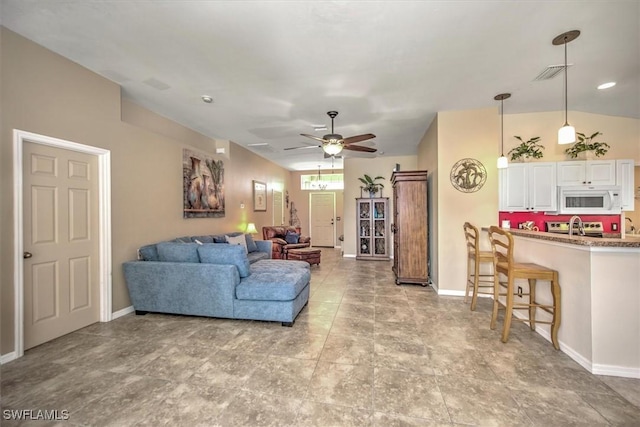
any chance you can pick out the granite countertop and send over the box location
[502,228,640,248]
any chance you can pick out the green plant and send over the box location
[564,131,610,159]
[508,136,544,161]
[358,174,385,194]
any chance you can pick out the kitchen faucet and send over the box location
[626,217,636,234]
[568,215,585,237]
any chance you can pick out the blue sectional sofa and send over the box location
[123,235,311,326]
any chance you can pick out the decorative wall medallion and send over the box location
[450,158,487,193]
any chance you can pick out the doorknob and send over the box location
[24,252,33,259]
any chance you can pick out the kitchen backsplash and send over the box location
[498,212,621,233]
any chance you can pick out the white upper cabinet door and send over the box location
[616,159,635,211]
[529,163,557,211]
[499,163,528,211]
[588,160,617,185]
[557,160,616,186]
[557,161,586,186]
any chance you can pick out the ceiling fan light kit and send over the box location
[554,30,580,145]
[323,141,344,156]
[285,111,377,157]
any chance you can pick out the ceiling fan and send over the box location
[285,111,376,156]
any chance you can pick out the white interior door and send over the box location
[273,190,283,225]
[23,142,100,349]
[310,193,335,247]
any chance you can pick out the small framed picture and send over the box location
[253,180,267,211]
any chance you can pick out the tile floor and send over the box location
[2,248,639,426]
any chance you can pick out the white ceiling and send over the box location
[2,1,638,170]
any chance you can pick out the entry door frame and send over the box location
[309,192,336,247]
[12,129,112,359]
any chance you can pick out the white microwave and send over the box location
[558,185,622,214]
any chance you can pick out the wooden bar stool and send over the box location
[463,222,495,311]
[488,226,561,350]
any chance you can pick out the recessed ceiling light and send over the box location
[597,82,616,90]
[247,142,269,147]
[313,126,328,132]
[201,95,214,103]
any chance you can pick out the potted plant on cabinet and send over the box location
[564,131,610,159]
[358,174,385,197]
[508,136,544,161]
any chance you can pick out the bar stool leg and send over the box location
[501,276,515,343]
[551,273,561,350]
[528,278,537,331]
[464,256,472,304]
[490,272,500,330]
[471,257,480,311]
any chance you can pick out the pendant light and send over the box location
[553,30,580,145]
[494,93,511,169]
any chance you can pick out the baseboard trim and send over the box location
[436,289,466,297]
[111,305,135,320]
[592,364,640,379]
[1,306,134,364]
[0,351,17,365]
[510,310,639,378]
[342,253,356,258]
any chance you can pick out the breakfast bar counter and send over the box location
[485,227,640,378]
[506,228,640,248]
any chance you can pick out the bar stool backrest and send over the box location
[463,222,480,260]
[488,226,514,270]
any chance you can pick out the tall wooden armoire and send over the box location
[391,170,429,286]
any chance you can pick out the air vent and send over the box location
[533,64,572,81]
[143,78,171,90]
[249,144,275,153]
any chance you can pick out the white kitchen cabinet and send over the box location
[499,162,557,212]
[557,160,616,186]
[616,159,635,211]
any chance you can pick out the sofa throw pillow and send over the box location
[226,234,248,254]
[138,244,159,261]
[212,235,227,243]
[157,242,200,263]
[285,231,300,244]
[190,235,214,244]
[245,234,259,253]
[198,244,251,278]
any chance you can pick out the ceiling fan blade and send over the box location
[343,133,376,145]
[284,145,321,151]
[344,144,377,153]
[300,134,327,143]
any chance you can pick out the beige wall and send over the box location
[0,28,290,355]
[417,117,438,287]
[504,111,639,162]
[287,169,344,246]
[343,156,418,257]
[423,108,500,294]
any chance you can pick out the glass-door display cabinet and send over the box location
[356,197,389,260]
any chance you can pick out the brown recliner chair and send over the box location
[262,226,311,259]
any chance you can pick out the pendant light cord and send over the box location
[564,36,569,126]
[500,99,504,156]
